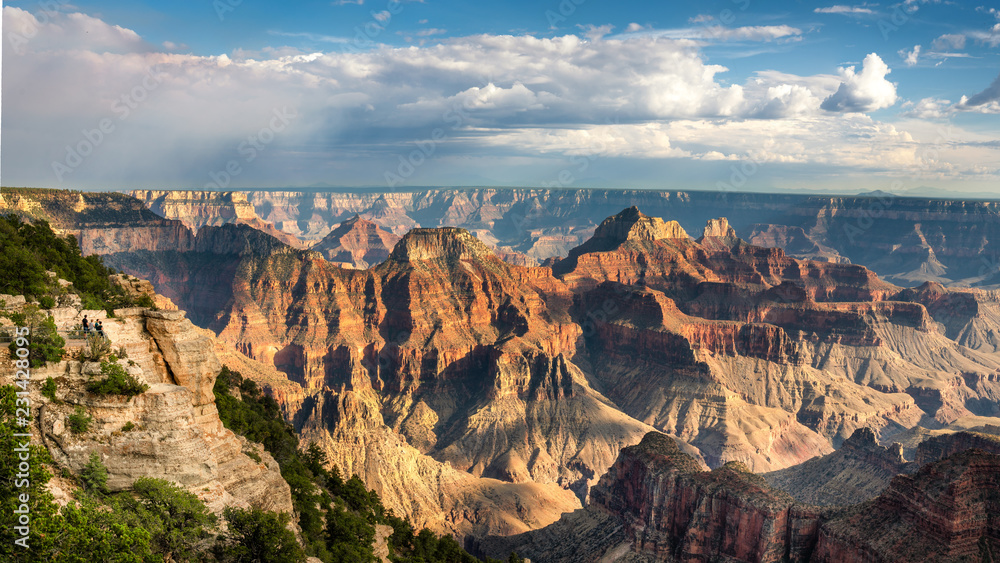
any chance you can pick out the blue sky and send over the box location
[2,0,999,194]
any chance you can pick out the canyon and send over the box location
[129,188,1000,288]
[6,186,1000,558]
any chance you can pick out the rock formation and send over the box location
[914,429,1000,464]
[311,214,401,269]
[130,190,304,248]
[26,304,293,515]
[209,224,661,536]
[477,431,1000,562]
[122,188,1000,291]
[764,427,916,506]
[814,448,1000,562]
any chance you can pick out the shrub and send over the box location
[39,296,55,309]
[121,421,135,432]
[124,477,218,560]
[80,294,105,311]
[87,361,148,397]
[78,332,112,361]
[115,345,129,358]
[217,507,305,563]
[67,406,92,434]
[41,377,58,402]
[80,452,109,496]
[7,306,65,368]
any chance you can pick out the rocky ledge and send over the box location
[33,305,292,515]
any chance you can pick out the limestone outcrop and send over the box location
[29,305,293,515]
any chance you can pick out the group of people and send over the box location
[81,315,105,338]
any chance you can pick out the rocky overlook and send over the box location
[6,302,293,516]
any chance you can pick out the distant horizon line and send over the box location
[2,185,999,203]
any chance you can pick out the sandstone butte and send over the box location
[0,298,293,516]
[311,214,401,269]
[475,430,1000,562]
[6,188,1000,549]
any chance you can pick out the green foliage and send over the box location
[78,333,112,361]
[121,421,136,432]
[123,477,218,560]
[80,452,109,497]
[326,505,377,562]
[0,385,62,562]
[134,294,156,309]
[217,507,305,563]
[7,306,65,367]
[39,296,56,309]
[86,360,148,397]
[55,495,157,562]
[42,377,59,402]
[0,385,213,562]
[0,213,142,312]
[67,405,92,434]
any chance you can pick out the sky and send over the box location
[1,0,999,195]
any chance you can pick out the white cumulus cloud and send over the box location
[821,53,898,112]
[899,45,921,66]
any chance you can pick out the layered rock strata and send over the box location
[311,214,401,269]
[764,427,916,506]
[29,305,292,515]
[477,431,1000,562]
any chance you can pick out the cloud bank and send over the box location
[0,6,994,191]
